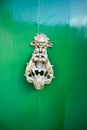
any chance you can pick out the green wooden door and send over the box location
[0,0,87,130]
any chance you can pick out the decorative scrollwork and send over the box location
[25,34,54,90]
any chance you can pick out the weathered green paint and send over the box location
[0,0,87,130]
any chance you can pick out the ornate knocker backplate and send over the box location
[25,34,54,90]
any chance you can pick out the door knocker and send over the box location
[25,34,54,90]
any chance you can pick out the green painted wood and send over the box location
[0,0,87,130]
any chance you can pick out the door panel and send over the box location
[0,0,87,130]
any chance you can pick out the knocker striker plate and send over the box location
[24,34,54,90]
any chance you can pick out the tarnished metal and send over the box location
[25,34,54,90]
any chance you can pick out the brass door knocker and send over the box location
[25,34,54,90]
